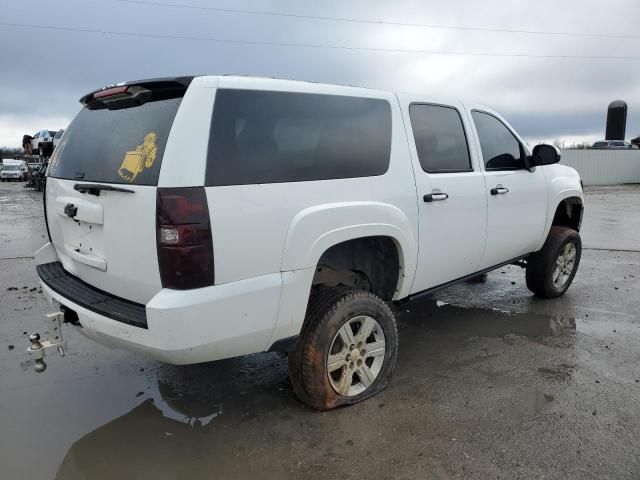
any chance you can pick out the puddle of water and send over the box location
[400,298,577,343]
[153,383,223,427]
[49,355,294,480]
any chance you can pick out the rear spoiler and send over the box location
[80,76,194,110]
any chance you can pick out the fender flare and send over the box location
[536,189,584,251]
[280,201,417,300]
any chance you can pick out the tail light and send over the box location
[156,187,214,289]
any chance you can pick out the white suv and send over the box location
[35,75,584,409]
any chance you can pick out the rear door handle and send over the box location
[490,186,509,195]
[423,192,449,202]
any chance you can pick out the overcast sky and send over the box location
[1,0,639,147]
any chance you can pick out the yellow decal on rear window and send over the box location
[118,132,158,183]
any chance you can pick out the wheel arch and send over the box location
[312,235,403,301]
[280,201,417,300]
[536,190,584,251]
[552,196,583,231]
[269,202,417,348]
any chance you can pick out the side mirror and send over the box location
[531,144,561,167]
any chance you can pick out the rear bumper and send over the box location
[36,247,283,364]
[37,262,147,328]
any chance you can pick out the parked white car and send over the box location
[34,76,584,409]
[1,159,28,181]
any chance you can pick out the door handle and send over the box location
[490,186,509,195]
[423,192,449,202]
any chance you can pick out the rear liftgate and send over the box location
[25,77,194,371]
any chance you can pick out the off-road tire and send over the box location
[288,286,352,407]
[526,226,581,298]
[288,287,398,410]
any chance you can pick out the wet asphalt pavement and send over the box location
[1,181,639,480]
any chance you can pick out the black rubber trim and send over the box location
[36,261,148,329]
[268,335,300,353]
[401,254,530,304]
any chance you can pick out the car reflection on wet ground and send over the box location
[1,182,639,480]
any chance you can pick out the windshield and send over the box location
[48,97,182,185]
[3,165,20,171]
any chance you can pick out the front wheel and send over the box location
[526,226,582,298]
[289,287,398,410]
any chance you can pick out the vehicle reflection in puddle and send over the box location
[56,398,202,479]
[55,358,294,480]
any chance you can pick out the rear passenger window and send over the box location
[472,111,525,171]
[409,104,471,173]
[206,89,392,185]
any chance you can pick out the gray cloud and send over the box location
[1,0,639,146]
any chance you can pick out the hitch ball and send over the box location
[29,333,43,349]
[29,333,47,372]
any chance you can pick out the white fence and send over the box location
[560,149,640,185]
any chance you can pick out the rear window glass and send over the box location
[48,98,182,185]
[206,89,391,186]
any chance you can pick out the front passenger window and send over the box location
[472,111,524,170]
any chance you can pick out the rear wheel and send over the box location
[526,226,581,298]
[288,287,398,410]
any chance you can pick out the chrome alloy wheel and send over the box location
[552,243,577,289]
[326,315,386,397]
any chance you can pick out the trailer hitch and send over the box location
[26,311,66,372]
